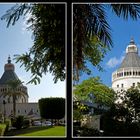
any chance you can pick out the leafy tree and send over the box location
[73,77,115,110]
[101,86,140,136]
[73,4,140,82]
[39,97,65,125]
[0,79,26,118]
[1,3,65,84]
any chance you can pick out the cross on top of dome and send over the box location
[129,37,135,45]
[126,37,138,54]
[8,55,11,64]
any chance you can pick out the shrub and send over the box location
[39,97,65,121]
[0,124,6,136]
[11,116,24,129]
[80,127,102,136]
[23,119,30,129]
[4,119,11,133]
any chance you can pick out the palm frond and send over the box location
[111,4,140,20]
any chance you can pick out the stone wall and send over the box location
[0,102,39,117]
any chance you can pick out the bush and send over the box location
[23,119,30,129]
[73,126,103,137]
[4,119,11,133]
[11,116,24,130]
[80,127,103,136]
[0,124,6,136]
[73,126,81,137]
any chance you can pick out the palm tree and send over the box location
[0,79,26,118]
[73,4,140,83]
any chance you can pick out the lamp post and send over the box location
[88,92,95,114]
[3,100,6,123]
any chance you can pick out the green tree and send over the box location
[73,77,115,109]
[39,97,65,125]
[101,86,140,136]
[1,3,65,84]
[0,79,26,118]
[73,4,140,82]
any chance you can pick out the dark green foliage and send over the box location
[101,87,140,136]
[74,126,103,137]
[39,97,65,120]
[73,4,140,82]
[1,4,65,84]
[23,119,30,129]
[4,119,11,135]
[11,115,24,130]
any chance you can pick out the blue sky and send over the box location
[0,3,66,102]
[79,4,140,87]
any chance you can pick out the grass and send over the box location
[0,123,6,136]
[5,126,66,137]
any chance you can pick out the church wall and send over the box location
[0,102,39,117]
[112,77,140,92]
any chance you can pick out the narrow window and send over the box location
[124,72,126,76]
[133,83,135,87]
[121,84,123,88]
[117,85,119,88]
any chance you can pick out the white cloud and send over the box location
[106,56,124,68]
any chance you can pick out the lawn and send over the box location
[5,126,66,137]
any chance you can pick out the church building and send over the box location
[112,38,140,94]
[0,56,40,118]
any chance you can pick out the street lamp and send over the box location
[88,92,95,114]
[3,100,6,123]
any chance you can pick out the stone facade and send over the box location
[0,56,39,118]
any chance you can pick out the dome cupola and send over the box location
[4,56,15,71]
[126,38,138,54]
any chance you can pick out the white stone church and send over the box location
[112,38,140,101]
[0,56,40,119]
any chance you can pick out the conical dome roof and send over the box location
[0,56,21,85]
[119,38,140,68]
